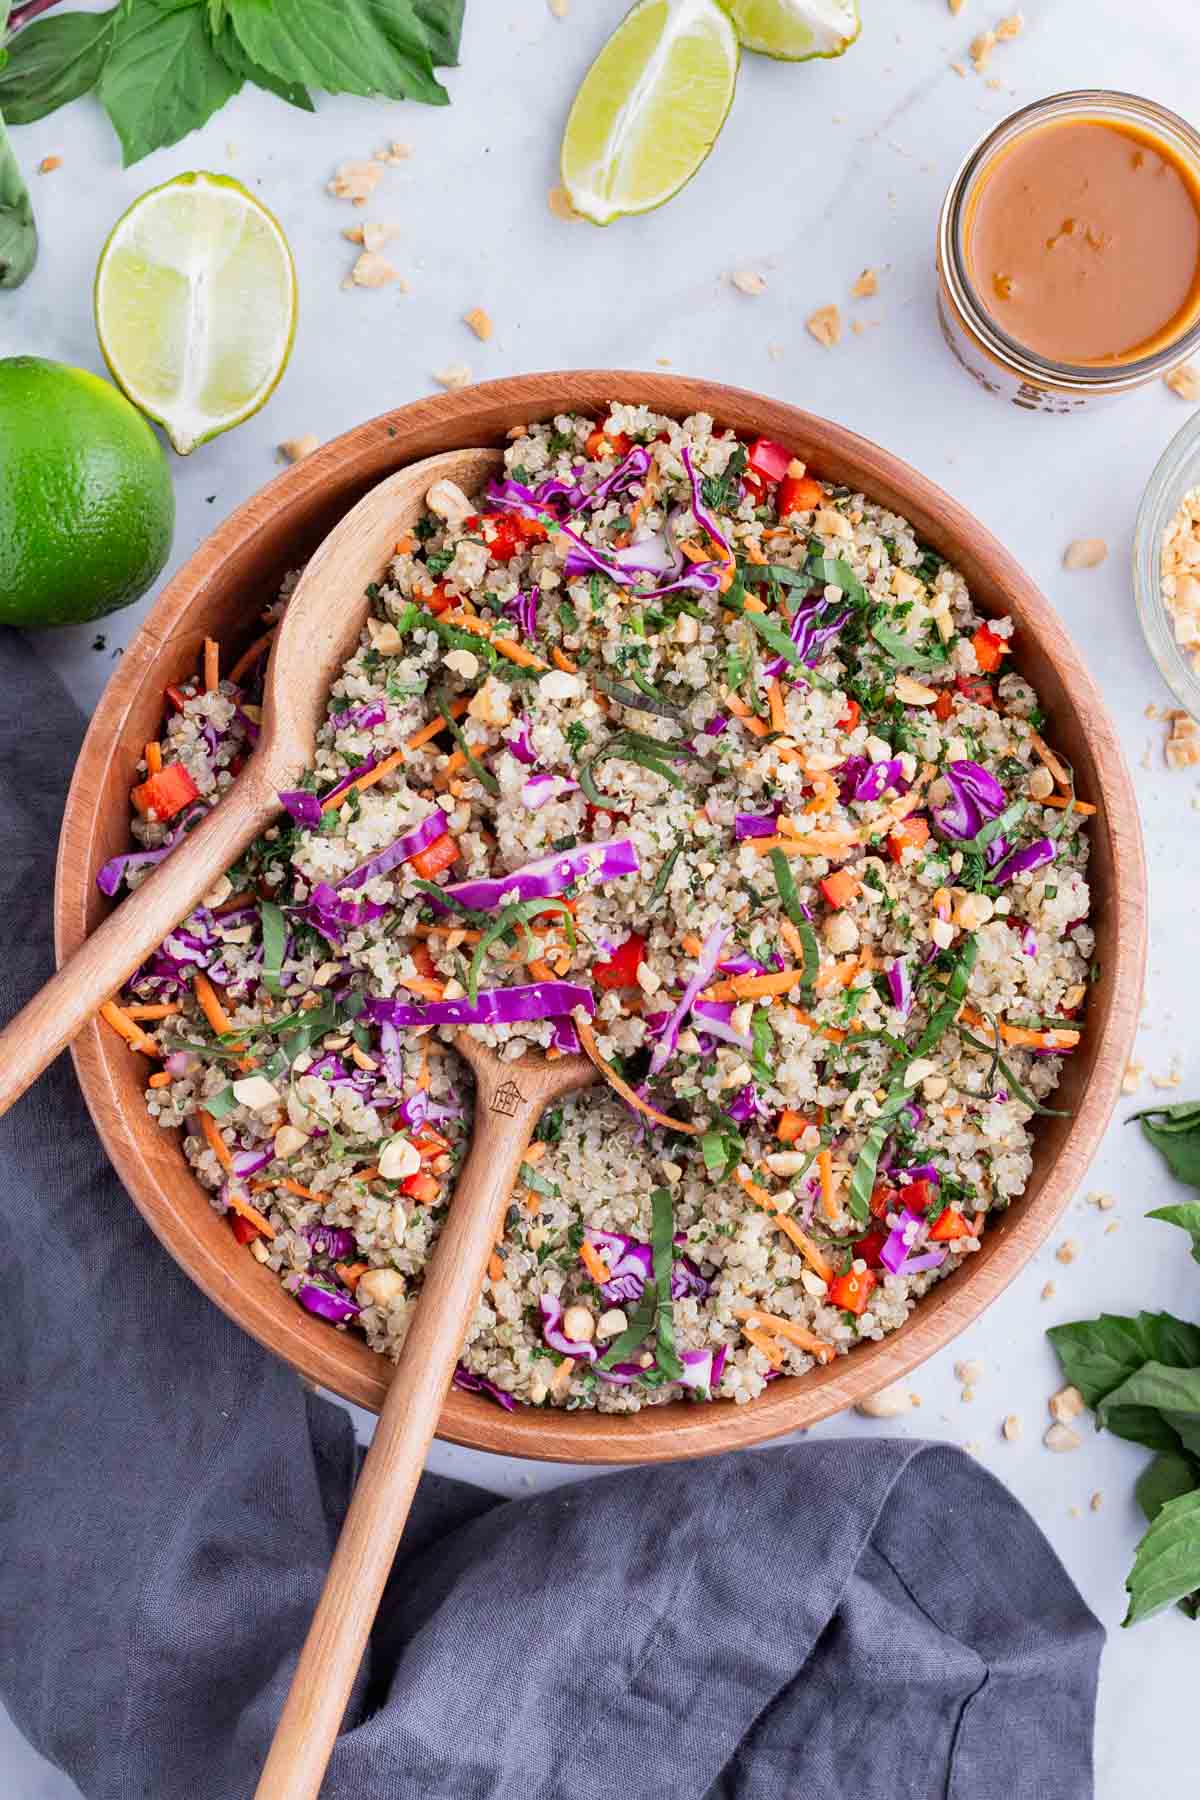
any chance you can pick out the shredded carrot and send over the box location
[792,1007,847,1045]
[203,637,219,694]
[334,1261,369,1290]
[1040,794,1097,816]
[145,741,163,775]
[492,638,548,671]
[776,1108,806,1143]
[681,933,704,957]
[767,679,788,735]
[733,1305,835,1364]
[228,629,275,685]
[147,1070,173,1089]
[727,968,805,1000]
[443,613,493,637]
[488,1253,505,1283]
[817,1147,838,1223]
[199,1109,233,1169]
[404,697,469,752]
[754,829,859,859]
[225,1188,275,1239]
[354,1166,380,1184]
[778,919,805,961]
[575,1016,703,1135]
[99,1000,159,1057]
[442,747,467,777]
[580,1241,611,1284]
[959,1003,1080,1051]
[527,958,557,983]
[552,647,578,674]
[193,972,239,1041]
[124,1002,180,1021]
[726,693,770,738]
[215,889,255,915]
[740,1323,787,1370]
[743,540,768,566]
[394,534,416,556]
[1028,730,1071,789]
[523,1140,547,1164]
[733,1168,834,1279]
[523,1187,541,1213]
[397,975,446,1002]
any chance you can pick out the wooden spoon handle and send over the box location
[0,778,278,1118]
[253,1064,539,1800]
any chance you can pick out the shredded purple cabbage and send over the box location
[96,801,208,898]
[426,838,639,914]
[992,837,1056,884]
[886,956,913,1019]
[452,1363,518,1410]
[366,982,595,1029]
[538,1294,599,1362]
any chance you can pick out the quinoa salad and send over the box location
[101,405,1096,1414]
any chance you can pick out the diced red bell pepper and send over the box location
[778,473,824,518]
[887,816,930,862]
[819,869,860,910]
[869,1181,897,1221]
[928,1208,972,1243]
[898,1178,935,1215]
[828,1266,878,1314]
[932,689,955,723]
[585,426,632,461]
[955,674,996,708]
[130,761,199,821]
[402,1171,441,1204]
[408,834,459,880]
[854,1228,888,1270]
[591,931,646,991]
[972,624,1009,674]
[838,697,861,731]
[584,801,627,830]
[411,941,438,981]
[422,582,452,615]
[165,683,192,713]
[230,1213,262,1245]
[747,436,792,484]
[480,512,548,563]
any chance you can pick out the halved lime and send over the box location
[723,0,860,60]
[95,172,297,455]
[561,0,740,226]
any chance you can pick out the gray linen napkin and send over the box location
[0,629,1102,1799]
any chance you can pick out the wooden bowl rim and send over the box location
[54,371,1146,1465]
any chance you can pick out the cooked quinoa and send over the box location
[107,405,1095,1413]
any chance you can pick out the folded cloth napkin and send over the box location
[0,629,1102,1800]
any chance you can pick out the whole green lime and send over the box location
[0,356,175,628]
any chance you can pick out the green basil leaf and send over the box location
[1134,1106,1200,1193]
[227,0,447,104]
[408,0,465,66]
[259,899,287,995]
[213,17,313,109]
[1123,1487,1200,1625]
[200,1084,238,1119]
[98,3,242,165]
[0,110,35,288]
[966,796,1028,854]
[845,1116,885,1223]
[870,619,946,671]
[1147,1203,1200,1265]
[0,9,117,125]
[437,693,499,794]
[807,554,868,607]
[1048,1311,1200,1410]
[743,562,813,592]
[650,1185,683,1380]
[1136,1451,1200,1524]
[1098,1363,1200,1457]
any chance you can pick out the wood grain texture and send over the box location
[254,1035,595,1800]
[54,372,1147,1466]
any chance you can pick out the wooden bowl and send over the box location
[55,373,1146,1464]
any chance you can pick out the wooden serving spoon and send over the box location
[254,1034,595,1800]
[0,446,502,1116]
[0,445,602,1789]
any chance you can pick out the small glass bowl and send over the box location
[1134,409,1200,722]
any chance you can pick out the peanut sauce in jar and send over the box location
[938,93,1200,409]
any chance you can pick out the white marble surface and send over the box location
[4,1,1200,1793]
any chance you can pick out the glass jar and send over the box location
[937,90,1200,412]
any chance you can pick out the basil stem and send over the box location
[650,1185,683,1380]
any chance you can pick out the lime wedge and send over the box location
[723,0,860,60]
[94,172,297,455]
[561,0,739,226]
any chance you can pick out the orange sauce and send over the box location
[964,116,1200,365]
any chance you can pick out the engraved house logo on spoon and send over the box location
[490,1079,525,1117]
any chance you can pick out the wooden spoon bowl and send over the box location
[54,372,1147,1465]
